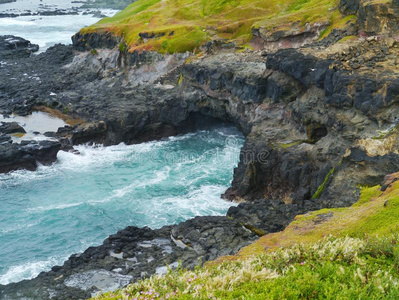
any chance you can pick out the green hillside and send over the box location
[81,0,352,53]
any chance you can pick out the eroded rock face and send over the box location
[358,0,399,34]
[251,23,328,52]
[72,32,121,51]
[339,0,360,15]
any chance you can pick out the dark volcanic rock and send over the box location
[0,143,37,173]
[0,134,11,144]
[71,121,107,145]
[0,35,39,59]
[80,0,136,10]
[0,140,61,173]
[171,216,255,261]
[0,0,16,4]
[0,121,26,134]
[72,31,121,51]
[227,199,307,235]
[339,0,360,15]
[0,216,257,299]
[23,140,62,165]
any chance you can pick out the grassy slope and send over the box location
[93,181,399,300]
[81,0,354,53]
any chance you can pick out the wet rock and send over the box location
[63,270,132,293]
[44,131,57,138]
[0,35,39,59]
[22,140,62,165]
[0,121,26,134]
[0,140,61,173]
[0,0,17,4]
[0,134,11,144]
[0,143,37,173]
[71,122,107,145]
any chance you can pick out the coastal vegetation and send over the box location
[93,181,399,299]
[81,0,354,53]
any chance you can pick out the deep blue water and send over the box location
[0,127,243,284]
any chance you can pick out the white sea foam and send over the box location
[0,257,65,285]
[0,19,36,26]
[0,10,118,52]
[0,128,243,284]
[0,220,41,234]
[27,202,84,213]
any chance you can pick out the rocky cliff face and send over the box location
[2,0,399,298]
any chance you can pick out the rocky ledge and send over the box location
[0,139,61,173]
[2,0,399,297]
[0,36,38,59]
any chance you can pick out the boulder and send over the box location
[0,140,61,173]
[0,121,26,134]
[0,36,39,59]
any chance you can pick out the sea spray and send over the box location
[0,127,243,284]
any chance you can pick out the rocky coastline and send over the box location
[2,0,399,298]
[0,0,118,19]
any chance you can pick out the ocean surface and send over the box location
[0,127,243,284]
[0,0,117,52]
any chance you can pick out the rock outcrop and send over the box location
[0,140,61,173]
[0,36,39,59]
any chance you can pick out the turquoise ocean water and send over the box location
[0,127,243,284]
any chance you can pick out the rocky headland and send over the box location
[1,0,399,298]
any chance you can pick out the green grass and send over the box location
[93,236,399,300]
[353,185,381,207]
[81,0,353,53]
[92,181,399,300]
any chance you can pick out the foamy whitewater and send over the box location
[0,0,117,52]
[0,127,243,284]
